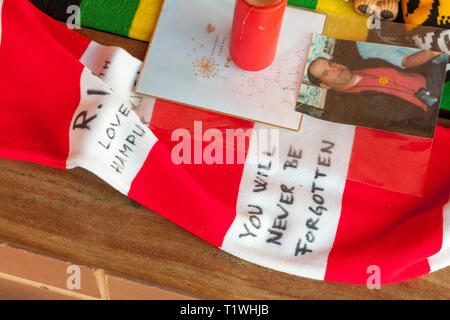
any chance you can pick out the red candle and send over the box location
[230,0,288,71]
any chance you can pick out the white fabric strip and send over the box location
[427,200,450,272]
[221,116,355,280]
[80,41,155,125]
[67,68,157,195]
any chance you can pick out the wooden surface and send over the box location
[0,27,448,300]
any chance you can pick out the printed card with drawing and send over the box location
[135,0,327,131]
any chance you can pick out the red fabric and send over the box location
[129,142,237,247]
[129,100,254,246]
[0,0,84,168]
[28,1,90,60]
[326,126,450,284]
[348,127,433,196]
[149,100,253,206]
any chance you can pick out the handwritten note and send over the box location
[136,0,326,130]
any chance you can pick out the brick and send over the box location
[106,274,197,300]
[0,277,79,300]
[0,244,101,298]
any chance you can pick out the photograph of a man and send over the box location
[296,34,448,138]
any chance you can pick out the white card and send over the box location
[136,0,326,131]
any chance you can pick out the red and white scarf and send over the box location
[0,0,449,284]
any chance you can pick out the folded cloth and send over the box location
[0,0,449,284]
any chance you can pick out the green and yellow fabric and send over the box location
[30,0,365,42]
[80,0,163,41]
[289,0,360,18]
[30,0,164,41]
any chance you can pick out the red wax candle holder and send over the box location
[230,0,288,72]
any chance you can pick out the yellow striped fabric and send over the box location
[316,0,361,18]
[323,13,369,41]
[129,0,163,41]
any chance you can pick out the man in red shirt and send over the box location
[302,51,447,137]
[307,56,442,111]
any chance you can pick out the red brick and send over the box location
[0,244,101,298]
[0,277,79,300]
[106,274,197,300]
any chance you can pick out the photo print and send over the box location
[296,33,448,138]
